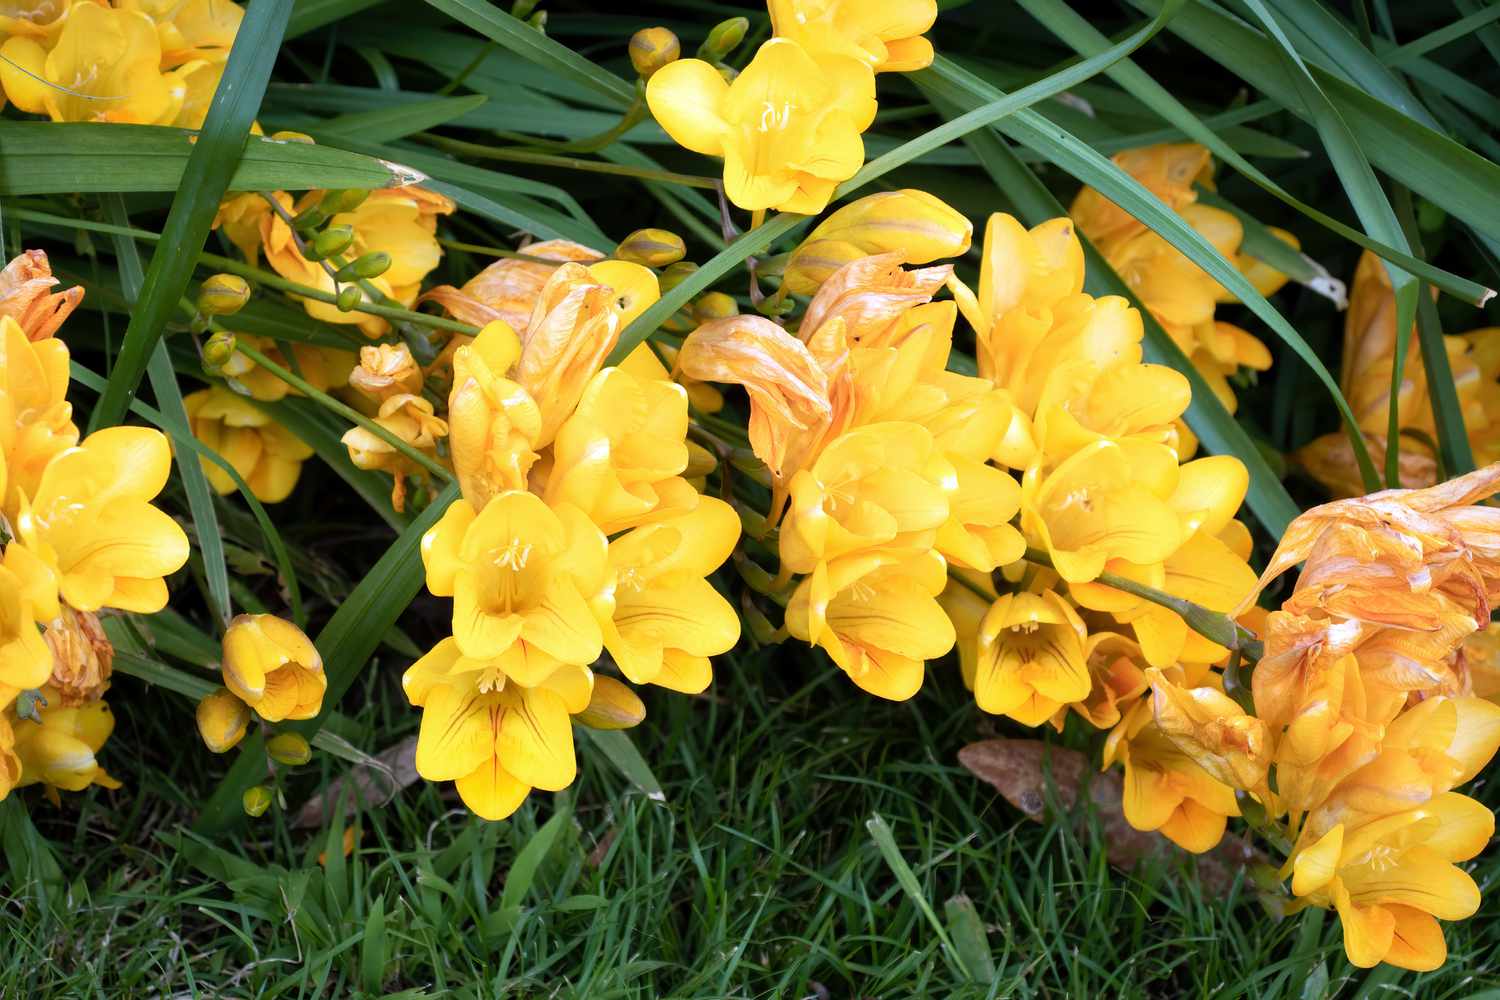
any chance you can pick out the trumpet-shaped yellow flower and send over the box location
[785,552,955,700]
[341,393,449,512]
[646,37,876,213]
[446,320,542,511]
[0,543,57,706]
[934,453,1025,572]
[126,0,242,66]
[0,0,73,40]
[0,314,78,517]
[545,365,694,534]
[1103,692,1239,853]
[598,497,741,693]
[783,190,970,295]
[15,426,189,613]
[32,4,179,124]
[421,491,607,667]
[1020,439,1181,584]
[779,422,952,575]
[973,590,1089,726]
[185,386,314,503]
[222,614,326,722]
[768,0,937,72]
[1063,631,1149,731]
[12,692,121,796]
[0,250,83,342]
[422,239,604,332]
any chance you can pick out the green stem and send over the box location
[512,88,648,154]
[418,134,723,190]
[232,340,453,483]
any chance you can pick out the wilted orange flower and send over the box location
[0,250,83,341]
[422,240,605,331]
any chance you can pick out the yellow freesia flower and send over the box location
[783,189,971,295]
[973,589,1089,725]
[421,491,607,667]
[38,4,178,124]
[446,320,542,511]
[1103,690,1239,853]
[646,37,876,213]
[768,0,937,72]
[422,239,605,332]
[0,250,84,342]
[11,692,122,798]
[0,544,58,707]
[785,552,955,700]
[0,314,78,517]
[779,421,952,575]
[0,0,73,40]
[598,497,741,693]
[341,393,449,512]
[185,386,314,503]
[222,613,326,723]
[15,426,189,613]
[124,0,242,67]
[544,365,695,534]
[1062,631,1149,731]
[219,334,345,402]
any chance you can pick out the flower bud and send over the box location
[783,190,973,296]
[693,291,738,322]
[223,614,327,723]
[292,205,328,233]
[267,731,312,766]
[743,597,779,645]
[320,188,370,215]
[615,228,686,268]
[201,330,238,376]
[528,9,546,30]
[269,130,315,144]
[629,27,680,80]
[684,439,718,478]
[309,224,355,261]
[336,285,363,311]
[659,260,698,293]
[242,784,273,817]
[698,16,748,61]
[575,675,646,730]
[197,273,251,317]
[196,687,250,754]
[335,251,392,282]
[735,553,778,595]
[510,0,538,16]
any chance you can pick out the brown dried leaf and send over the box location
[958,738,1266,898]
[292,736,419,828]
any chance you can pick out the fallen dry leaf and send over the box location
[293,736,419,828]
[959,739,1272,899]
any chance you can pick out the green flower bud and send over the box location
[528,9,546,30]
[197,273,251,317]
[615,228,686,268]
[266,731,312,766]
[335,251,391,282]
[242,785,273,817]
[336,285,363,312]
[629,27,680,80]
[510,0,538,17]
[698,17,748,61]
[659,260,699,293]
[309,224,355,261]
[743,598,779,646]
[291,205,328,234]
[319,188,370,215]
[202,330,238,376]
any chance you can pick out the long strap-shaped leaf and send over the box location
[918,77,1299,538]
[921,54,1381,493]
[88,0,294,431]
[194,482,459,834]
[605,0,1182,366]
[1011,0,1493,306]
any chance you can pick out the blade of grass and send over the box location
[317,94,490,143]
[578,728,664,801]
[866,814,964,978]
[1193,186,1346,307]
[923,54,1382,493]
[89,0,295,431]
[194,481,460,835]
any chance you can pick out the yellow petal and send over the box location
[645,57,729,156]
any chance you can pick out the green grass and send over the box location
[4,1,1500,997]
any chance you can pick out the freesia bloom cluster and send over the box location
[1071,142,1288,418]
[0,0,243,128]
[0,251,189,803]
[1297,250,1500,495]
[405,255,742,820]
[645,0,936,213]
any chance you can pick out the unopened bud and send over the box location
[266,731,312,766]
[629,27,680,80]
[202,330,238,375]
[659,260,698,293]
[784,190,973,296]
[242,784,273,817]
[291,205,328,233]
[320,188,370,215]
[197,273,251,317]
[735,554,777,595]
[335,251,391,282]
[693,291,738,322]
[269,130,315,144]
[575,675,646,730]
[336,285,363,312]
[510,0,538,16]
[615,228,686,268]
[698,16,748,61]
[717,64,739,85]
[684,439,717,478]
[196,687,250,754]
[735,502,768,538]
[729,448,771,487]
[528,9,546,30]
[309,224,355,261]
[742,595,779,645]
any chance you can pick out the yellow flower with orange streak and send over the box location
[768,0,937,73]
[782,190,970,296]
